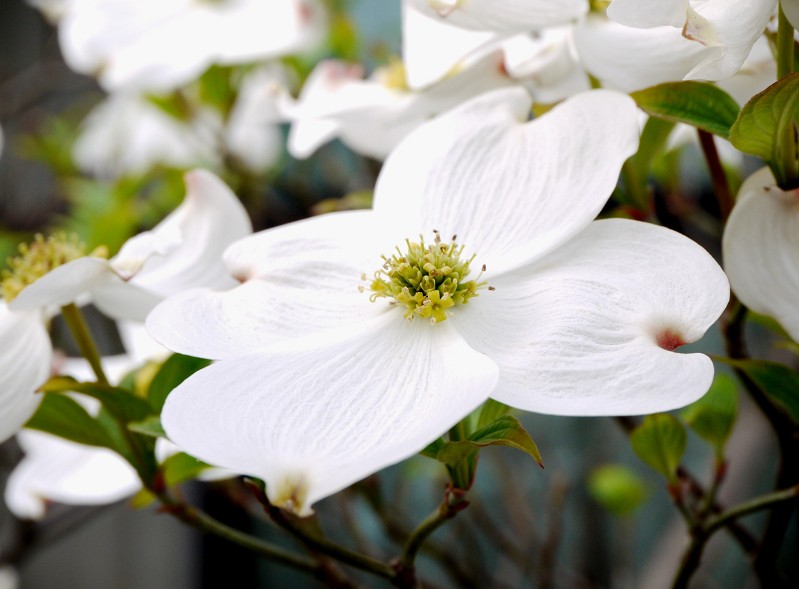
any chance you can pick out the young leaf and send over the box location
[630,414,686,481]
[681,373,738,456]
[147,354,212,412]
[720,358,799,425]
[587,464,648,516]
[476,399,512,430]
[161,452,213,487]
[730,73,799,188]
[128,416,167,438]
[631,81,740,139]
[25,393,114,449]
[424,416,544,468]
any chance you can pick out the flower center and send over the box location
[1,233,106,303]
[366,231,490,323]
[375,57,409,91]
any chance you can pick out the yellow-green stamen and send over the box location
[1,233,107,303]
[367,231,489,323]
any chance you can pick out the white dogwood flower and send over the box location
[0,170,251,443]
[402,0,588,88]
[606,0,776,80]
[723,168,799,341]
[148,88,729,516]
[284,50,513,160]
[43,0,326,92]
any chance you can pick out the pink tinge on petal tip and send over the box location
[656,329,686,351]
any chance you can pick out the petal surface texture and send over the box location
[373,87,640,275]
[146,210,387,360]
[161,316,499,515]
[607,0,776,80]
[0,304,50,443]
[454,219,729,415]
[722,168,799,341]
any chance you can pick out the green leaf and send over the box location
[424,416,544,468]
[631,81,740,139]
[128,416,167,438]
[718,358,799,425]
[161,452,213,487]
[630,414,686,481]
[681,373,738,456]
[730,73,799,188]
[41,378,154,424]
[25,393,113,449]
[476,399,512,430]
[40,377,158,481]
[147,354,212,412]
[587,465,648,516]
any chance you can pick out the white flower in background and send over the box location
[606,0,777,81]
[574,13,710,92]
[42,0,326,92]
[0,170,251,443]
[402,0,588,88]
[148,88,729,516]
[723,168,799,341]
[501,28,590,104]
[5,428,141,519]
[284,50,513,160]
[4,356,141,520]
[74,66,286,178]
[73,94,219,178]
[223,66,286,173]
[0,566,18,589]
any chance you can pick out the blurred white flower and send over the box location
[284,50,513,160]
[73,94,219,178]
[723,167,799,341]
[148,88,729,516]
[0,170,251,443]
[39,0,326,92]
[607,0,776,81]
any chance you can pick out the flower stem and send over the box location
[777,3,795,79]
[396,485,469,583]
[248,480,396,581]
[60,303,109,385]
[697,129,733,222]
[155,491,320,575]
[671,484,799,589]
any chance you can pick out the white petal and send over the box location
[373,87,640,275]
[402,1,497,89]
[607,0,687,28]
[406,0,587,31]
[722,168,799,341]
[454,219,729,415]
[148,210,400,360]
[222,209,388,281]
[161,315,498,515]
[288,52,515,160]
[607,0,776,81]
[0,304,50,443]
[5,430,140,519]
[112,169,252,297]
[8,257,112,313]
[61,0,327,93]
[573,14,709,92]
